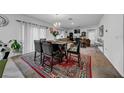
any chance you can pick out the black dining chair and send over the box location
[34,40,43,64]
[42,42,63,72]
[3,52,10,59]
[59,43,67,59]
[34,39,46,63]
[67,40,80,66]
[75,38,80,45]
[40,39,46,42]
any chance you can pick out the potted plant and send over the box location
[9,40,22,53]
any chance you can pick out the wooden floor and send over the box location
[81,47,122,78]
[10,47,122,78]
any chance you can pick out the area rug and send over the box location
[21,52,92,78]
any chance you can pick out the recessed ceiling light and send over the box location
[71,22,74,25]
[68,18,72,20]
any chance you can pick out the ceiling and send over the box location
[26,14,103,29]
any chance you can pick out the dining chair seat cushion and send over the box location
[68,47,77,51]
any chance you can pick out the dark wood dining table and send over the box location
[46,39,74,59]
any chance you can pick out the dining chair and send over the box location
[3,52,10,59]
[34,39,46,63]
[59,43,67,59]
[67,40,80,66]
[69,32,74,41]
[40,39,46,42]
[34,40,43,64]
[42,42,63,72]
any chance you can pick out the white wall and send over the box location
[99,14,124,76]
[0,14,50,43]
[0,14,68,42]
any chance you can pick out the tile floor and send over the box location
[2,58,24,78]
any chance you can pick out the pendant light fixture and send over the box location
[53,14,61,28]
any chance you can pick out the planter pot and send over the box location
[12,49,20,53]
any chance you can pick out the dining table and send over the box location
[47,38,74,49]
[46,39,75,59]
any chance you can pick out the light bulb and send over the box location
[71,22,74,25]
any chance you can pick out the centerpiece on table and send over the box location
[49,27,59,41]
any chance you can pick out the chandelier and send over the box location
[53,14,61,28]
[53,22,61,28]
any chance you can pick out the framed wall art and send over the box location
[0,15,9,27]
[99,25,104,37]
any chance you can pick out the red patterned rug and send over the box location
[21,52,92,78]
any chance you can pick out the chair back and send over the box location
[75,38,80,45]
[77,42,80,53]
[34,40,42,52]
[42,42,53,56]
[74,38,80,53]
[3,52,10,59]
[40,39,46,42]
[69,32,73,41]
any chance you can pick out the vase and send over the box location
[54,36,57,41]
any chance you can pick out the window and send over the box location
[21,22,47,54]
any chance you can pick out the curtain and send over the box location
[21,22,47,54]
